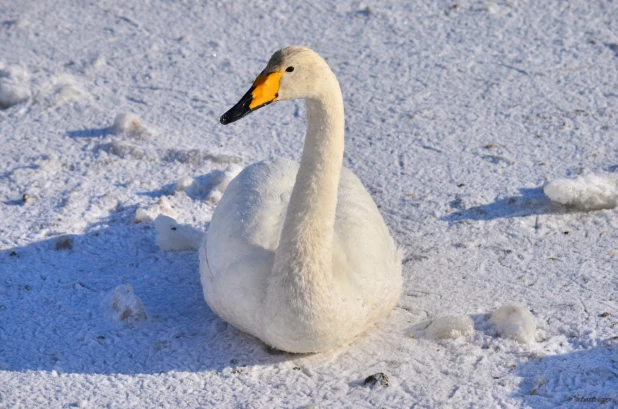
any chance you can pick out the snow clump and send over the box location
[544,173,618,211]
[46,76,88,106]
[490,302,536,343]
[174,175,195,192]
[134,196,176,223]
[154,214,204,251]
[104,284,147,322]
[0,63,30,109]
[111,112,152,138]
[38,154,62,171]
[426,315,475,340]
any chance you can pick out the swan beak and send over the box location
[220,71,283,125]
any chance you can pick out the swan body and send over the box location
[200,47,402,353]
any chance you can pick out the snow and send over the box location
[544,173,618,211]
[425,315,474,340]
[0,63,30,109]
[491,302,537,344]
[1,0,618,407]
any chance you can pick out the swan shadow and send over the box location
[0,218,296,375]
[67,127,111,138]
[512,345,618,408]
[3,198,26,206]
[440,187,565,223]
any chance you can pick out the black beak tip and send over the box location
[220,86,258,125]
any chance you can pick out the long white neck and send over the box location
[264,72,345,346]
[273,78,344,283]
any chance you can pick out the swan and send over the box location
[200,46,402,353]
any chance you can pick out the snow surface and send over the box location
[491,302,537,344]
[2,0,618,408]
[544,173,618,211]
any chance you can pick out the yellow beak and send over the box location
[220,71,283,125]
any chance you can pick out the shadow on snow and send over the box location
[0,213,295,376]
[513,345,618,408]
[440,187,571,223]
[66,127,111,138]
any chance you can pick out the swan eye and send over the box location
[286,66,294,72]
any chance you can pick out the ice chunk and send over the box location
[426,315,474,340]
[544,173,618,211]
[154,214,204,251]
[491,302,536,343]
[106,284,147,322]
[0,63,30,109]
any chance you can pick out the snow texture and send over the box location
[425,315,474,340]
[491,302,537,344]
[544,173,618,211]
[1,0,618,407]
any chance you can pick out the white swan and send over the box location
[200,46,402,353]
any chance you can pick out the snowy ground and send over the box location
[1,0,618,407]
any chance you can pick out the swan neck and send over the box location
[273,78,345,282]
[264,69,346,348]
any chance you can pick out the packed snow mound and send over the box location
[491,302,536,344]
[154,214,204,251]
[426,315,474,340]
[0,63,30,109]
[112,112,152,138]
[104,284,147,322]
[544,173,618,211]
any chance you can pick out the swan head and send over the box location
[220,46,332,125]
